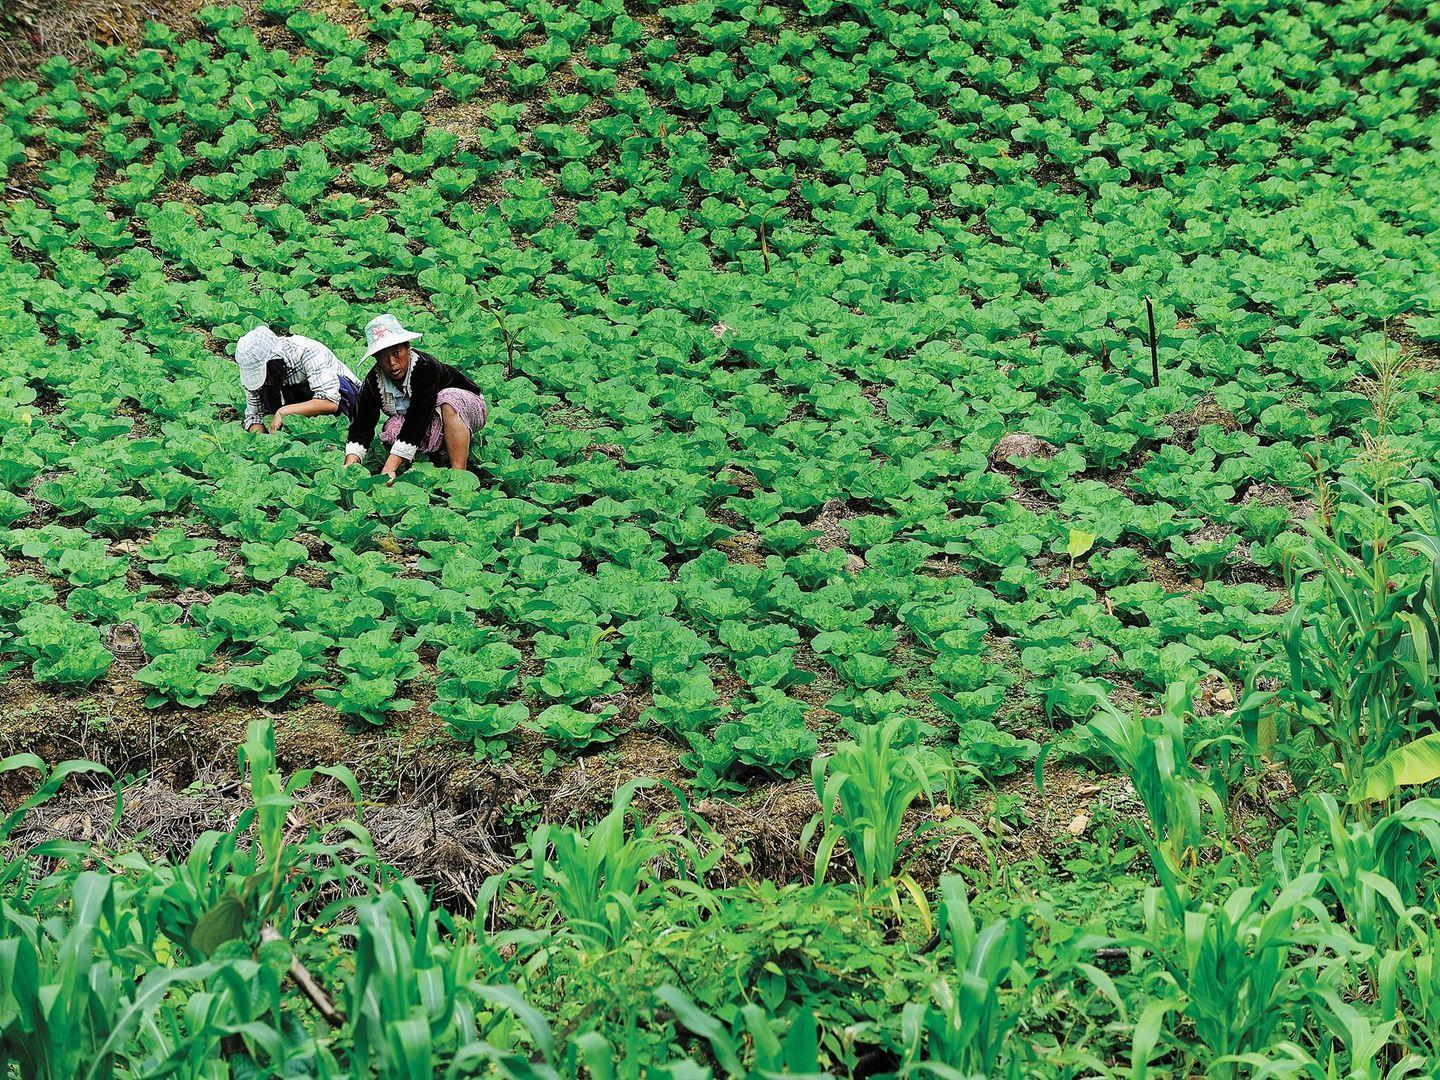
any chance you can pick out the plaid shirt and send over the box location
[242,335,357,428]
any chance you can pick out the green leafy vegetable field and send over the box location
[2,0,1440,1072]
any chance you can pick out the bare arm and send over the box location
[379,453,407,482]
[269,398,338,432]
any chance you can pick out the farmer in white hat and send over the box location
[344,313,488,481]
[234,324,360,434]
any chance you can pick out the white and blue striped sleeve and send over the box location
[242,388,266,429]
[299,338,343,404]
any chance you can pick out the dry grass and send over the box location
[7,768,514,908]
[0,0,203,83]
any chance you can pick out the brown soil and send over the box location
[0,670,721,856]
[714,530,767,566]
[1163,397,1238,449]
[308,0,370,37]
[0,673,689,896]
[0,666,1166,904]
[807,497,853,553]
[1142,550,1202,594]
[989,432,1055,463]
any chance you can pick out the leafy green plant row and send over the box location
[0,0,1437,787]
[8,593,1440,1076]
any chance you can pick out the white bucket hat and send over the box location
[363,313,422,358]
[235,324,282,391]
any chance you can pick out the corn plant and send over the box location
[657,986,826,1078]
[144,718,367,962]
[449,991,622,1080]
[1070,681,1226,889]
[346,879,486,1072]
[513,779,718,949]
[1379,921,1440,1062]
[0,872,224,1079]
[347,897,586,1080]
[803,717,946,910]
[1274,480,1440,810]
[206,957,337,1076]
[898,875,1030,1078]
[1132,870,1356,1079]
[1293,794,1440,956]
[1216,989,1422,1079]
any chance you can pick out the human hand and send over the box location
[379,453,405,485]
[344,454,363,467]
[248,423,266,434]
[269,415,284,433]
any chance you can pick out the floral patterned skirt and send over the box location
[381,388,487,455]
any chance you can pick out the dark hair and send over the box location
[255,357,288,416]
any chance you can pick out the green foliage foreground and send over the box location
[4,487,1440,1075]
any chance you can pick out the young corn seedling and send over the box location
[1294,792,1440,955]
[899,875,1031,1078]
[1378,921,1440,1062]
[346,880,482,1070]
[0,872,224,1078]
[657,988,825,1078]
[159,719,364,962]
[487,302,516,378]
[1064,681,1226,898]
[510,779,718,949]
[1134,870,1355,1080]
[802,717,951,927]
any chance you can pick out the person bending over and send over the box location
[235,324,360,433]
[344,313,488,481]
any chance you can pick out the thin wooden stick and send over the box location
[260,925,346,1029]
[1146,296,1160,387]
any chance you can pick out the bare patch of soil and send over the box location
[989,432,1055,464]
[694,780,816,885]
[714,530,767,566]
[1163,396,1238,449]
[308,0,370,38]
[0,677,724,896]
[1244,481,1316,520]
[8,764,516,908]
[1003,474,1059,515]
[930,763,1138,874]
[1142,550,1202,594]
[806,497,853,553]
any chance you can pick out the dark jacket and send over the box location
[345,350,481,461]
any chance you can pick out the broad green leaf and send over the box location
[1066,528,1097,560]
[1362,731,1440,802]
[191,890,248,958]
